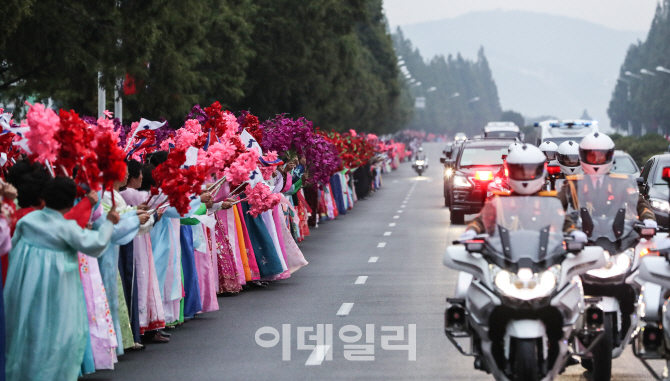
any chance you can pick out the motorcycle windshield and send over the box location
[572,174,639,242]
[481,196,567,265]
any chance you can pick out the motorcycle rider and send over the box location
[457,144,586,369]
[415,147,427,161]
[557,132,655,231]
[539,140,558,161]
[556,140,582,176]
[557,132,656,347]
[462,144,583,240]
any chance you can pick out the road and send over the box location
[83,142,659,380]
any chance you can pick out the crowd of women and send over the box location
[0,102,408,381]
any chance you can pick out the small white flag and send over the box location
[247,166,263,188]
[183,146,199,167]
[240,129,262,156]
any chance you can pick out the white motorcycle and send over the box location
[569,174,658,380]
[443,195,606,381]
[413,158,427,176]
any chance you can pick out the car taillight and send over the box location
[475,171,493,181]
[547,165,561,175]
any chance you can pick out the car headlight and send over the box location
[453,175,471,188]
[650,198,670,213]
[445,167,454,178]
[415,160,425,165]
[490,265,560,301]
[586,248,634,278]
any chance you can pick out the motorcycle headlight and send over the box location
[445,167,454,178]
[490,265,560,301]
[586,248,634,278]
[415,160,425,166]
[650,198,670,213]
[454,175,471,188]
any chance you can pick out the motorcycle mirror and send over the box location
[635,225,656,239]
[465,241,484,252]
[566,240,584,253]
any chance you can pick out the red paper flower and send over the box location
[151,148,206,216]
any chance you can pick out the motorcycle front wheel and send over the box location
[513,339,540,381]
[589,313,613,381]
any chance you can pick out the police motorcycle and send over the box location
[633,239,670,380]
[413,147,428,176]
[567,173,658,380]
[631,166,670,380]
[444,195,606,381]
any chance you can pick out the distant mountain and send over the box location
[399,10,647,130]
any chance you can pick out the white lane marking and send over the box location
[368,257,378,263]
[355,276,368,284]
[397,210,403,213]
[393,215,400,219]
[337,303,354,316]
[377,242,386,248]
[384,232,391,236]
[401,205,406,208]
[305,345,332,366]
[392,180,399,183]
[389,223,396,227]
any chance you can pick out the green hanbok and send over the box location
[4,208,114,381]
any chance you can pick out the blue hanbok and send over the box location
[150,197,201,323]
[95,191,140,355]
[4,208,114,381]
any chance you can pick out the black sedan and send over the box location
[441,139,510,224]
[639,154,670,227]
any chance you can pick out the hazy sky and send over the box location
[383,0,658,31]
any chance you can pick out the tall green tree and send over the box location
[609,0,670,135]
[393,29,503,136]
[1,0,408,134]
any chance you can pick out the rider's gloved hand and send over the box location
[570,230,588,243]
[644,219,658,229]
[459,229,477,242]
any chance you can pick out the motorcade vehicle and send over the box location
[535,119,598,147]
[413,157,428,176]
[483,122,523,141]
[444,195,606,381]
[631,165,670,381]
[638,154,670,227]
[568,174,658,380]
[611,151,640,177]
[440,139,512,224]
[454,132,467,143]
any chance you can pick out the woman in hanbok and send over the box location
[212,184,244,293]
[4,177,119,381]
[121,163,167,341]
[96,172,148,353]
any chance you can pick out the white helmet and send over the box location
[556,140,582,175]
[579,132,615,175]
[539,141,558,161]
[506,144,546,195]
[508,142,522,154]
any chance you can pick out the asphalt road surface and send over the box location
[83,142,661,380]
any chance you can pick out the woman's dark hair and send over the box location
[126,159,142,180]
[42,176,77,210]
[7,159,42,187]
[147,151,168,167]
[17,171,51,208]
[139,163,155,191]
